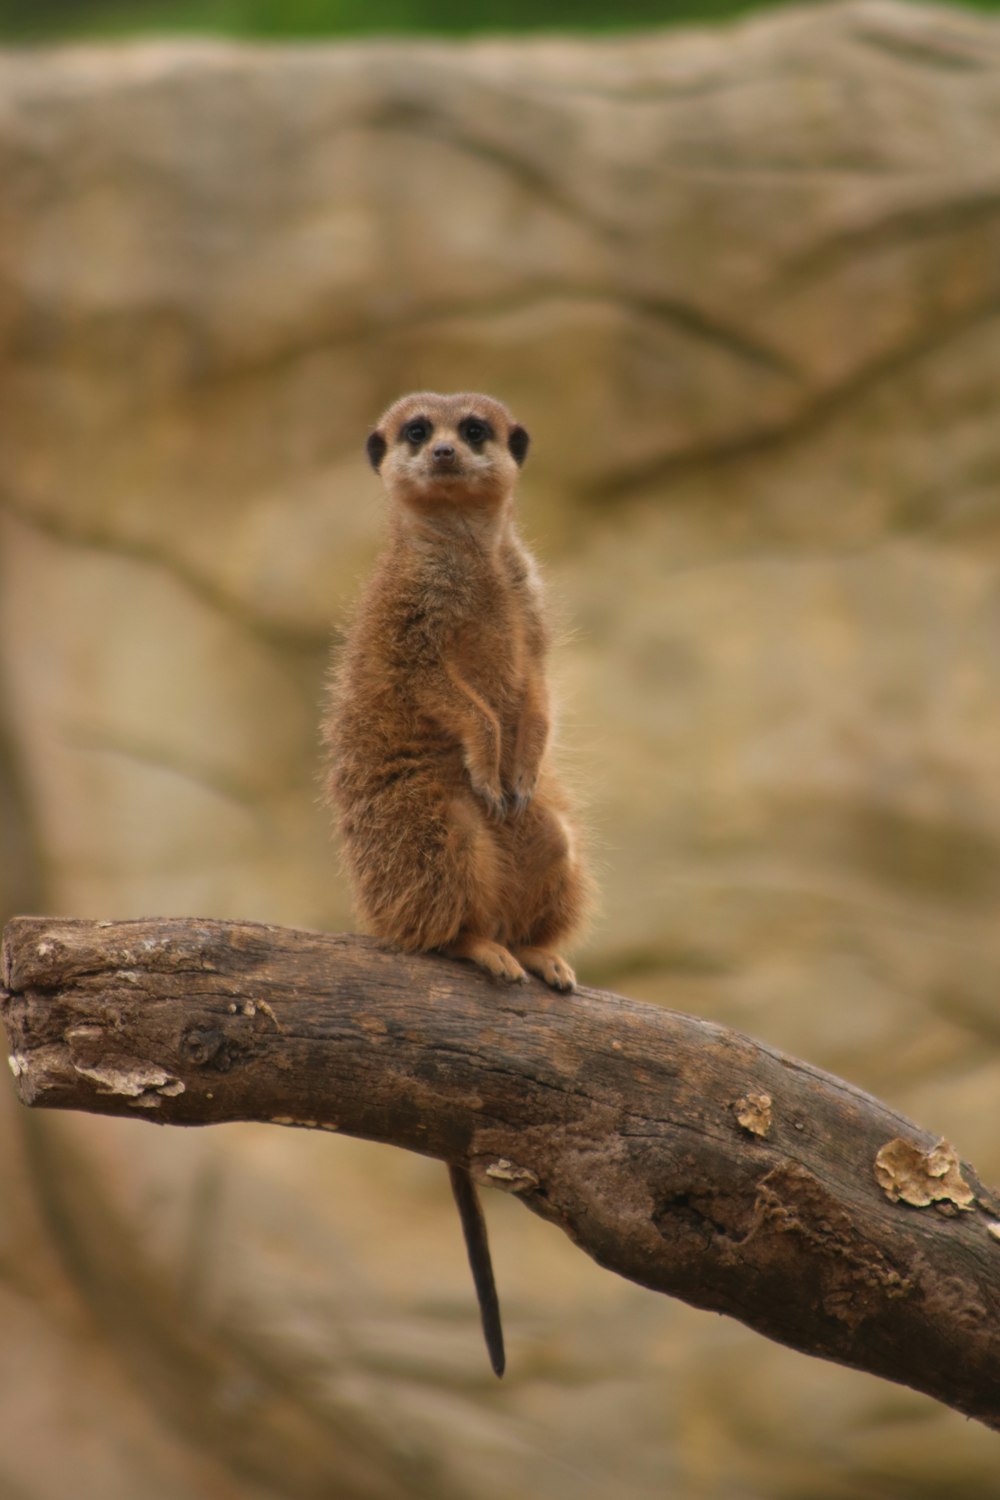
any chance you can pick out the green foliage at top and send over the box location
[2,0,998,42]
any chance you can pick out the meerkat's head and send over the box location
[366,392,529,516]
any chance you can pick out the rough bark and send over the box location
[2,914,999,1429]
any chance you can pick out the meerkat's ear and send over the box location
[508,425,530,467]
[366,430,388,472]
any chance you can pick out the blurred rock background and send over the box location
[2,0,1000,1494]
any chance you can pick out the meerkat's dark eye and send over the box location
[460,418,492,446]
[402,419,430,446]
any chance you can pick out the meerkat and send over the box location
[323,391,592,1375]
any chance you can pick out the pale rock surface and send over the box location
[2,3,1000,1495]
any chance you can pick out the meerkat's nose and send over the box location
[432,443,457,462]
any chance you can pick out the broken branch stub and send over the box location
[2,915,1000,1429]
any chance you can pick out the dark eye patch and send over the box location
[400,418,431,447]
[459,416,493,447]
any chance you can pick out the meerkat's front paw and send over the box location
[469,775,508,821]
[505,773,537,817]
[513,946,577,992]
[443,936,528,984]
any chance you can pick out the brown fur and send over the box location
[323,391,591,990]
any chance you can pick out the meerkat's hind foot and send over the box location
[513,946,577,992]
[443,935,528,985]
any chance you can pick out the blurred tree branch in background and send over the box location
[3,914,999,1430]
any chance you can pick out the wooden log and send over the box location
[2,914,999,1428]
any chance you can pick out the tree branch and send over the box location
[2,915,999,1428]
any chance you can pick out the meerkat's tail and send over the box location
[447,1164,505,1377]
